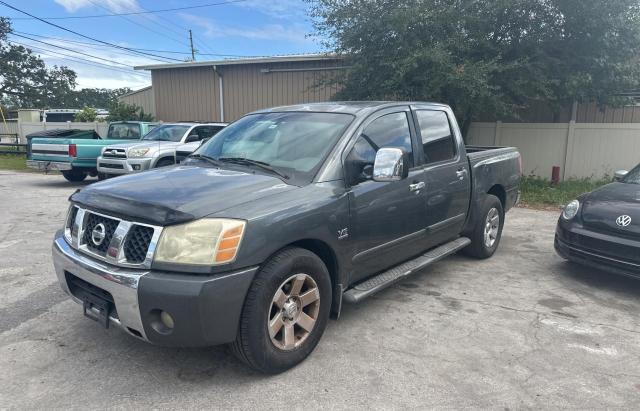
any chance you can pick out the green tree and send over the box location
[64,87,132,109]
[74,107,97,122]
[309,0,640,135]
[106,102,154,122]
[0,17,77,109]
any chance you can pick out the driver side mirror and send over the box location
[373,148,409,182]
[614,170,628,182]
[185,134,200,143]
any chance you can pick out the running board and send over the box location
[343,237,471,304]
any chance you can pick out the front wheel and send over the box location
[463,194,504,259]
[61,169,87,182]
[231,247,332,374]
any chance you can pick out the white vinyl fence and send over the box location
[0,119,109,143]
[468,121,640,180]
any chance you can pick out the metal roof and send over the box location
[119,85,152,97]
[134,54,342,71]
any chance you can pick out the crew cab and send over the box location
[96,122,227,177]
[52,102,520,373]
[27,121,156,182]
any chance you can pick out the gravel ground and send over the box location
[1,170,640,409]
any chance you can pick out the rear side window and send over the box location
[415,110,456,164]
[107,123,140,139]
[194,126,224,140]
[346,112,413,185]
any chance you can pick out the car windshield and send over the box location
[622,165,640,184]
[194,112,354,185]
[107,123,141,140]
[142,125,191,142]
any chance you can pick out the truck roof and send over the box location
[253,101,450,116]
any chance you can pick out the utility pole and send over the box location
[189,29,195,61]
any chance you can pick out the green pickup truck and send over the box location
[27,122,156,182]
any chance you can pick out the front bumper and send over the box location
[52,232,259,346]
[27,160,72,171]
[555,222,640,279]
[96,157,153,175]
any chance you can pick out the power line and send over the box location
[0,1,184,62]
[12,30,185,62]
[11,32,141,68]
[9,40,151,78]
[8,0,247,20]
[84,0,192,50]
[13,30,266,58]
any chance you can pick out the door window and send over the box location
[415,110,456,164]
[194,126,224,140]
[346,112,413,185]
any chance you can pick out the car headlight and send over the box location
[562,199,580,220]
[154,218,246,265]
[128,148,150,158]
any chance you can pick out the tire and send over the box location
[154,158,174,168]
[463,194,504,259]
[231,247,332,374]
[61,169,87,182]
[97,172,109,181]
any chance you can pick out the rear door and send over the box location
[345,107,428,282]
[412,108,471,245]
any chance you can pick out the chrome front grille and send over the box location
[102,148,127,159]
[65,205,162,269]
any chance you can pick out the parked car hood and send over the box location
[581,182,640,236]
[71,165,297,225]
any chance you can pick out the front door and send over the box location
[345,108,428,282]
[413,108,471,246]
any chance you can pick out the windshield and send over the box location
[194,112,354,185]
[622,164,640,184]
[107,123,141,140]
[142,125,191,142]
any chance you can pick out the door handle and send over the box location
[456,169,467,180]
[409,182,425,192]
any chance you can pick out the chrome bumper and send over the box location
[27,160,72,171]
[96,157,153,175]
[52,232,149,340]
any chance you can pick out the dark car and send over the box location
[555,166,640,278]
[52,102,521,373]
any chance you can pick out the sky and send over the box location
[2,0,323,90]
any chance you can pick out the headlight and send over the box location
[128,148,150,158]
[562,199,580,220]
[154,218,246,265]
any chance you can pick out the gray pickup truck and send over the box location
[52,102,521,373]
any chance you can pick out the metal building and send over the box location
[133,54,346,122]
[118,86,155,117]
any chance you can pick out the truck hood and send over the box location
[71,165,297,225]
[581,182,640,236]
[104,141,183,151]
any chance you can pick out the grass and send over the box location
[520,176,610,209]
[0,154,30,171]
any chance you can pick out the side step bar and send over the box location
[343,237,471,304]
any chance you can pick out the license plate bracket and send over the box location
[82,293,113,329]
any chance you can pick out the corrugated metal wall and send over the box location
[150,59,343,122]
[118,87,155,117]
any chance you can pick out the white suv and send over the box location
[97,122,227,177]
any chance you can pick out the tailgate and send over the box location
[30,138,72,162]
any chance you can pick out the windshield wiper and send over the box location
[188,154,222,166]
[218,157,289,180]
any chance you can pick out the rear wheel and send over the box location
[61,169,87,182]
[231,247,331,374]
[464,194,504,259]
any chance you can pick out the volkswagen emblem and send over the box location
[91,223,106,246]
[616,215,632,227]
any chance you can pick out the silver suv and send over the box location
[97,122,227,177]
